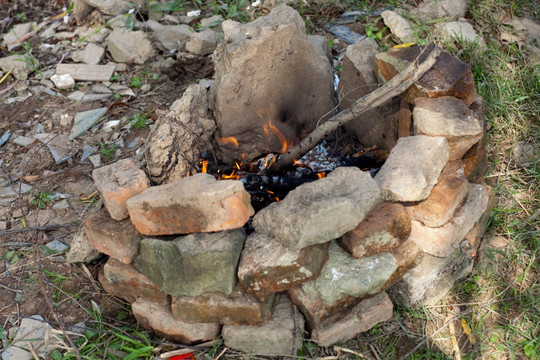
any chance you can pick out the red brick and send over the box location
[132,299,221,345]
[374,44,477,106]
[84,208,141,264]
[92,158,149,221]
[126,173,254,235]
[340,202,411,258]
[171,288,274,325]
[98,258,168,305]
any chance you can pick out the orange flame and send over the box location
[201,160,208,173]
[317,172,326,179]
[219,170,240,180]
[263,119,293,154]
[219,136,239,147]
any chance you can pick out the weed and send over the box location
[16,12,27,21]
[149,0,185,13]
[130,76,142,88]
[98,142,118,162]
[6,250,21,264]
[130,111,151,129]
[31,191,55,208]
[110,73,120,82]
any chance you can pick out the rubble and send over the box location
[381,10,415,43]
[107,28,155,64]
[56,64,115,82]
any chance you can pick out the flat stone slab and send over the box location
[413,96,483,160]
[340,202,411,258]
[171,288,275,325]
[253,167,381,250]
[56,63,115,81]
[374,45,477,106]
[311,292,393,347]
[222,295,304,356]
[84,208,141,264]
[98,258,168,305]
[375,135,449,202]
[69,107,108,140]
[134,229,245,296]
[132,299,221,344]
[127,173,254,235]
[92,158,150,221]
[409,184,490,257]
[406,175,470,228]
[288,241,398,328]
[237,232,329,295]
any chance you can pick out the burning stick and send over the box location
[265,45,441,173]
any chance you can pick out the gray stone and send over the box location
[145,20,192,50]
[12,135,35,147]
[381,10,415,43]
[45,240,69,253]
[33,133,75,164]
[56,64,115,81]
[107,28,155,64]
[409,184,491,257]
[9,315,54,358]
[200,15,224,28]
[84,0,138,15]
[311,292,393,347]
[237,232,329,294]
[253,167,381,250]
[69,107,108,140]
[223,295,304,356]
[3,22,34,51]
[413,0,467,21]
[413,96,483,160]
[1,346,33,360]
[375,136,449,202]
[135,229,245,296]
[442,21,487,49]
[67,91,111,102]
[209,5,334,164]
[50,74,75,89]
[0,55,36,81]
[307,34,332,64]
[145,84,216,184]
[512,141,538,167]
[0,183,33,198]
[72,43,105,65]
[65,227,102,263]
[185,29,218,55]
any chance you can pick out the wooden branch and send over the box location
[266,46,441,173]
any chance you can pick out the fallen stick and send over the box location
[266,45,441,173]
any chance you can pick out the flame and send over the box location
[267,190,279,202]
[219,136,239,147]
[201,160,208,173]
[263,119,293,154]
[235,162,242,170]
[317,172,326,179]
[220,170,240,180]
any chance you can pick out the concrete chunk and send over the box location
[56,64,115,81]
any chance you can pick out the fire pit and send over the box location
[85,5,493,355]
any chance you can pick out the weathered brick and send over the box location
[413,96,483,160]
[171,287,275,325]
[126,173,254,235]
[222,295,304,356]
[340,202,411,258]
[409,184,490,257]
[98,258,167,305]
[311,292,393,346]
[132,299,221,344]
[84,208,141,264]
[237,232,329,295]
[92,158,149,221]
[374,44,477,106]
[406,175,470,228]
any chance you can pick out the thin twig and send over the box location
[266,45,441,173]
[0,223,78,236]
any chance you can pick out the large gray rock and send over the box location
[145,20,192,50]
[223,295,304,356]
[375,136,449,202]
[442,22,487,50]
[413,96,483,160]
[107,28,155,64]
[209,5,335,164]
[185,29,219,55]
[288,241,399,327]
[145,84,216,184]
[253,167,381,250]
[413,0,467,21]
[66,227,101,263]
[0,54,36,80]
[134,229,245,296]
[237,232,329,294]
[338,38,399,151]
[381,10,415,43]
[72,43,105,65]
